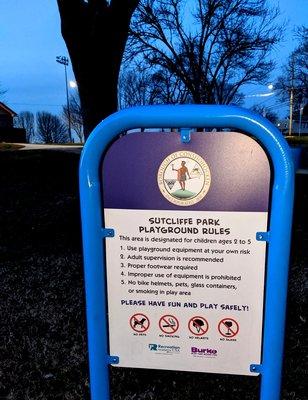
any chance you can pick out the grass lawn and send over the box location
[285,135,308,146]
[0,150,307,399]
[0,143,25,151]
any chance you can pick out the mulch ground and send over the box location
[0,150,307,400]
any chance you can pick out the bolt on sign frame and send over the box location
[79,105,294,400]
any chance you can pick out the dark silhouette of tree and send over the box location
[119,69,156,108]
[150,70,191,104]
[57,0,140,138]
[0,83,6,98]
[127,0,282,105]
[251,105,278,124]
[119,67,189,108]
[276,27,308,119]
[15,111,35,143]
[62,93,84,143]
[37,112,69,144]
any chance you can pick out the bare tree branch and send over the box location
[37,112,69,144]
[276,26,308,118]
[62,93,84,143]
[15,112,35,143]
[127,0,282,104]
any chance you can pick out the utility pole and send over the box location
[298,104,304,136]
[56,56,72,142]
[288,88,294,136]
[288,57,295,137]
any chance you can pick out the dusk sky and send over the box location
[0,0,307,119]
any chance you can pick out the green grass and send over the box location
[172,189,195,198]
[0,150,307,400]
[285,135,308,145]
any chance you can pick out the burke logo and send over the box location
[191,347,217,357]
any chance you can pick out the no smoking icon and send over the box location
[159,315,179,334]
[218,318,239,338]
[130,313,150,333]
[188,316,209,336]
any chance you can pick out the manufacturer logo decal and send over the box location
[148,343,180,354]
[191,347,218,357]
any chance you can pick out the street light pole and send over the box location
[56,55,72,142]
[288,56,295,137]
[298,104,304,136]
[288,87,294,137]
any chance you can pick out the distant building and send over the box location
[303,103,308,117]
[0,102,26,143]
[276,119,308,136]
[0,101,16,128]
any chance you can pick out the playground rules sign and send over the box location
[102,132,270,376]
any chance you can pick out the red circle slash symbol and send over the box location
[218,318,239,338]
[159,314,179,334]
[188,316,209,336]
[130,313,150,333]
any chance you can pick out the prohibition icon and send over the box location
[218,318,239,338]
[188,316,209,336]
[159,314,179,334]
[130,313,150,333]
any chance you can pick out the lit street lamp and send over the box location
[69,80,77,89]
[245,84,275,98]
[56,55,72,142]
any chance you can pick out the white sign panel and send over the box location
[102,132,270,376]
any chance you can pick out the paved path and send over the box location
[15,143,83,154]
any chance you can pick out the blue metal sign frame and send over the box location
[79,105,294,400]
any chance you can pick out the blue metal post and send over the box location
[79,105,294,400]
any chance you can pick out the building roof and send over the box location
[0,102,17,117]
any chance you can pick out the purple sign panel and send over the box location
[103,132,270,212]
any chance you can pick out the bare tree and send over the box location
[127,0,282,105]
[15,111,35,143]
[251,105,278,124]
[276,27,308,119]
[119,69,154,108]
[0,83,6,99]
[62,93,84,143]
[150,70,191,104]
[119,68,187,107]
[37,112,69,144]
[119,66,190,108]
[57,0,140,138]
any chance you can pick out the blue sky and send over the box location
[0,0,307,118]
[0,0,71,116]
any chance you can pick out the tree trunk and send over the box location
[57,1,139,138]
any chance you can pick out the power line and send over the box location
[8,102,63,107]
[262,101,289,110]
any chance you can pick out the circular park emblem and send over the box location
[157,151,211,206]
